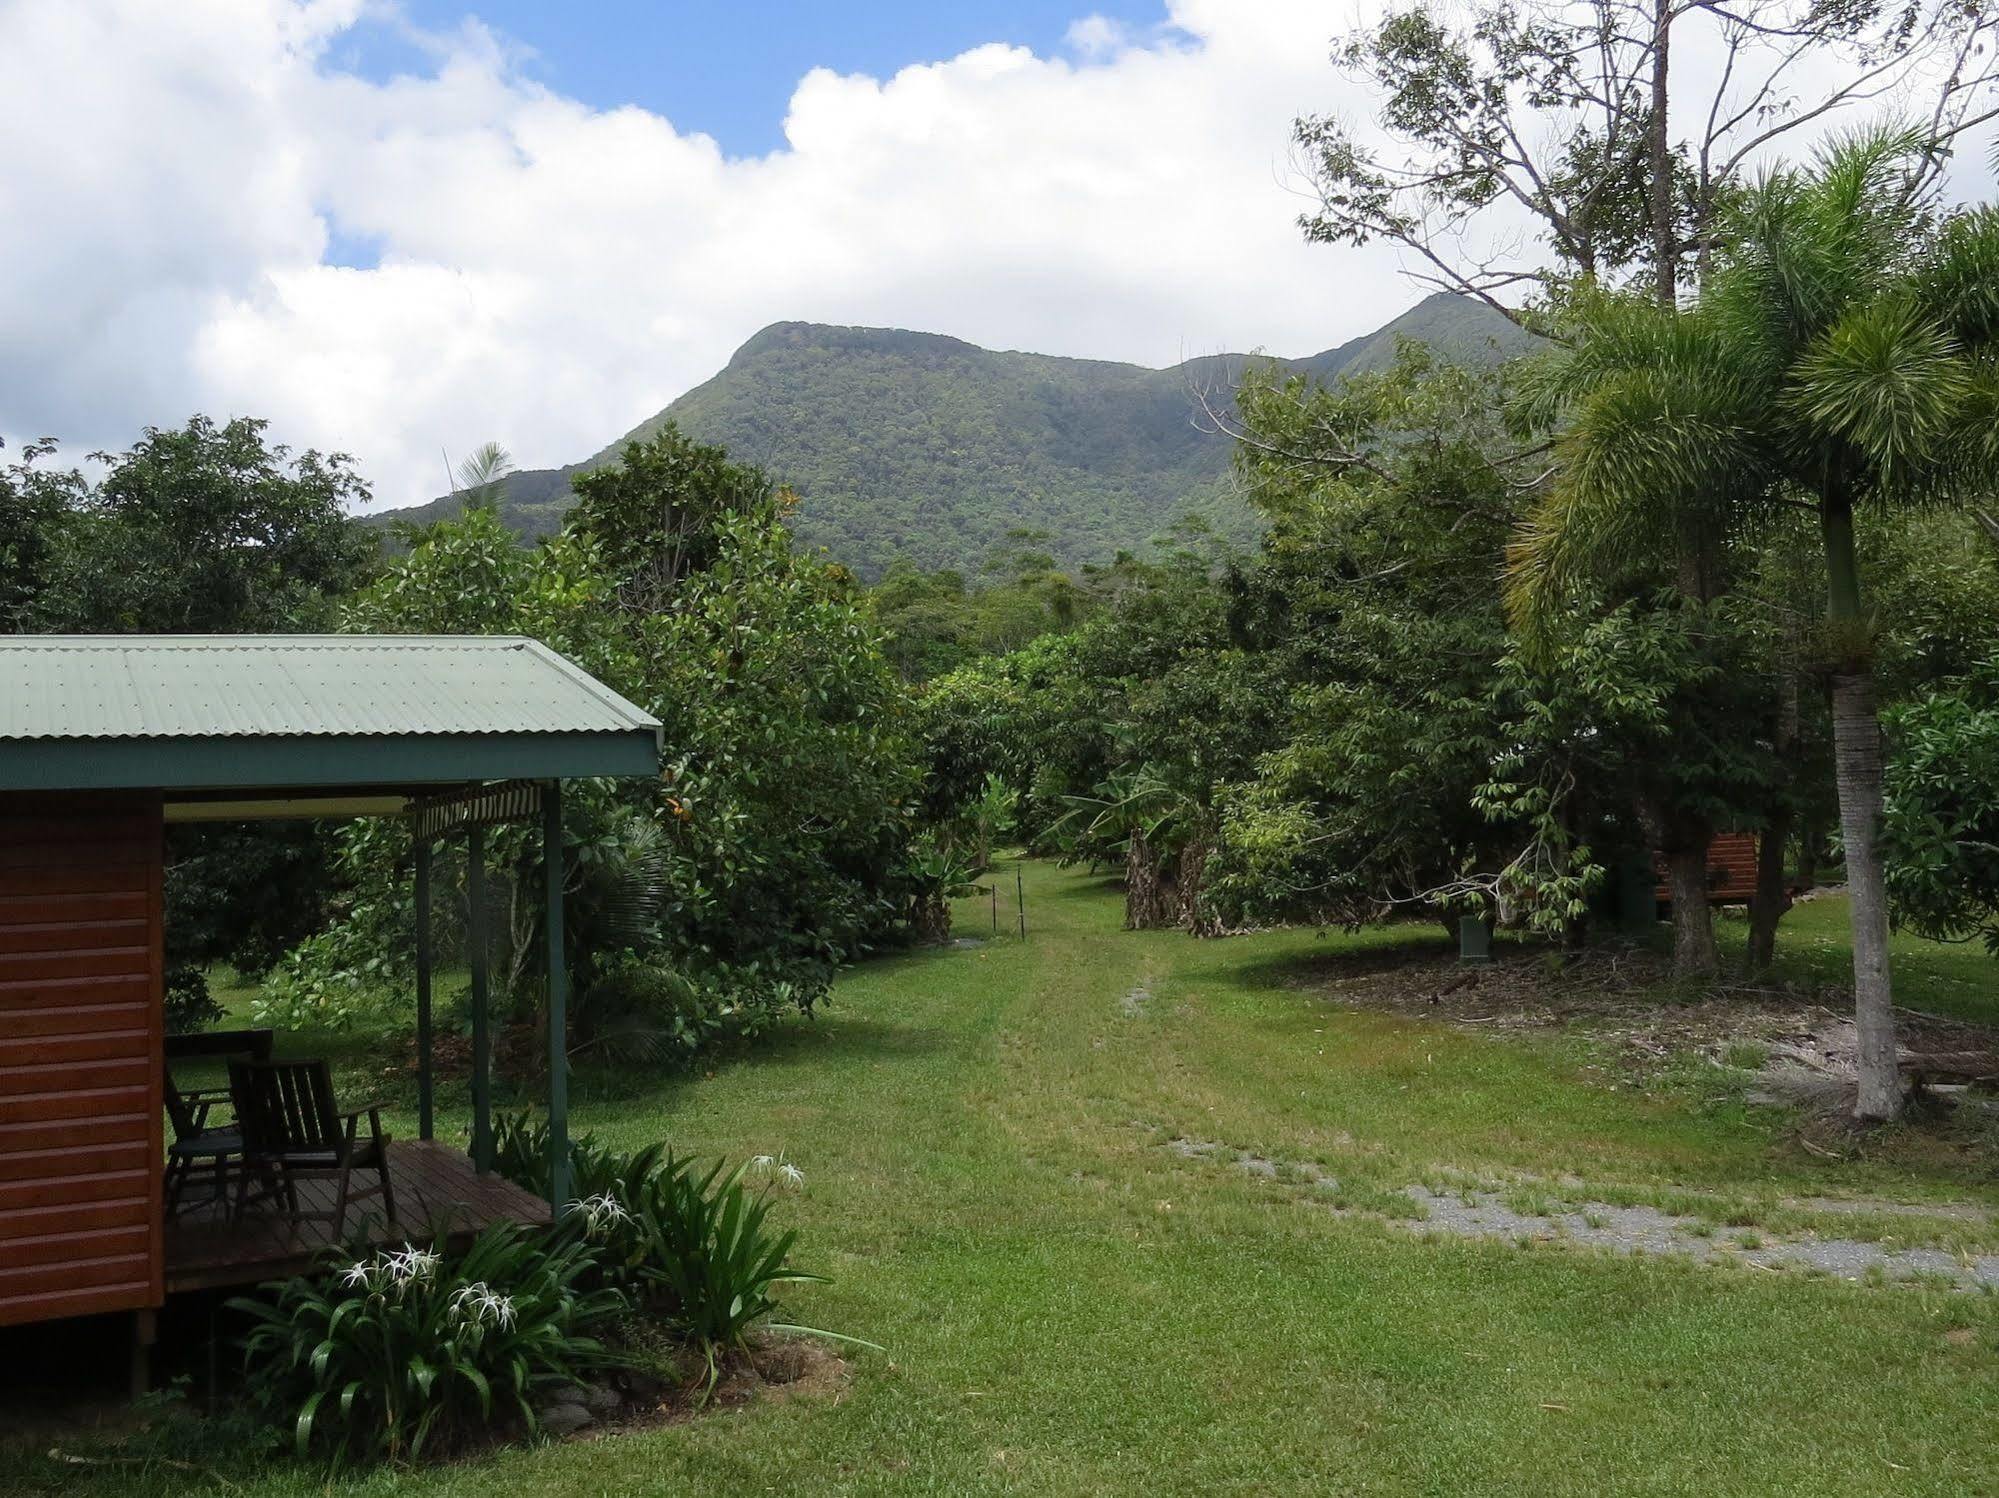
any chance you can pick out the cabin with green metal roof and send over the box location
[0,635,661,1381]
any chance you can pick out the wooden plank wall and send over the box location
[0,792,164,1327]
[1653,832,1762,905]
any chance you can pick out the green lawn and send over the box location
[13,864,1999,1495]
[1755,893,1999,1026]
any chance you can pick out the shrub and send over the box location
[571,956,833,1069]
[1884,662,1999,952]
[493,1111,662,1207]
[491,1111,844,1390]
[896,832,981,944]
[617,1156,827,1387]
[573,959,727,1065]
[164,963,223,1033]
[251,925,399,1032]
[230,1225,624,1465]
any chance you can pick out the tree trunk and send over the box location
[1638,792,1719,977]
[1746,668,1800,973]
[1647,0,1675,304]
[1125,829,1179,930]
[1822,488,1900,1121]
[1745,818,1792,974]
[1831,670,1900,1120]
[913,892,952,945]
[1795,820,1823,889]
[1177,835,1213,935]
[1663,844,1720,977]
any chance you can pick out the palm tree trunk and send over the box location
[1831,670,1899,1120]
[1823,492,1900,1121]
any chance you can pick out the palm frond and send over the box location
[1504,295,1766,649]
[1789,298,1970,487]
[1911,207,1999,346]
[452,442,515,511]
[595,811,671,951]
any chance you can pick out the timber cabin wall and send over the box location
[1652,832,1763,906]
[0,792,164,1327]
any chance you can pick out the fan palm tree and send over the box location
[1509,128,1999,1120]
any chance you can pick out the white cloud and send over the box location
[1,1,1991,511]
[0,0,1379,506]
[1065,15,1135,58]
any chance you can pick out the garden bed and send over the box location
[553,1333,850,1442]
[1294,940,1999,1109]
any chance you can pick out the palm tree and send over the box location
[1509,129,1999,1120]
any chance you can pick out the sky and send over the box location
[329,2,1179,160]
[1,1,1992,514]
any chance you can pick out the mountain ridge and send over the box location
[374,292,1536,576]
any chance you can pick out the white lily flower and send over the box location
[567,1192,632,1237]
[448,1281,517,1328]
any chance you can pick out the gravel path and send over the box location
[1404,1186,1999,1287]
[1165,1135,1999,1291]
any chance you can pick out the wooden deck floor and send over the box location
[163,1140,552,1293]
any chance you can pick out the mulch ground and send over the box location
[1292,939,1999,1102]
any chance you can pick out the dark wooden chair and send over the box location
[161,1029,275,1217]
[161,1066,243,1219]
[228,1059,397,1237]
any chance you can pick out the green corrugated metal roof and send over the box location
[0,636,662,793]
[0,635,657,740]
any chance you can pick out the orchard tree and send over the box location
[3,417,376,1020]
[0,440,82,626]
[27,415,373,634]
[1205,350,1777,943]
[567,422,773,616]
[294,433,925,1054]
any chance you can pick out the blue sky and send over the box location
[325,2,1176,155]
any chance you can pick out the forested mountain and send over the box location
[375,292,1535,575]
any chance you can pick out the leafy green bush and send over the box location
[251,923,401,1032]
[574,960,731,1065]
[163,963,223,1033]
[492,1112,847,1389]
[615,1156,827,1386]
[897,833,981,943]
[230,1225,623,1464]
[1884,660,1999,952]
[570,956,833,1070]
[492,1111,655,1205]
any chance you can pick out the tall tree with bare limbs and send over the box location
[1294,0,1996,975]
[1296,0,1999,310]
